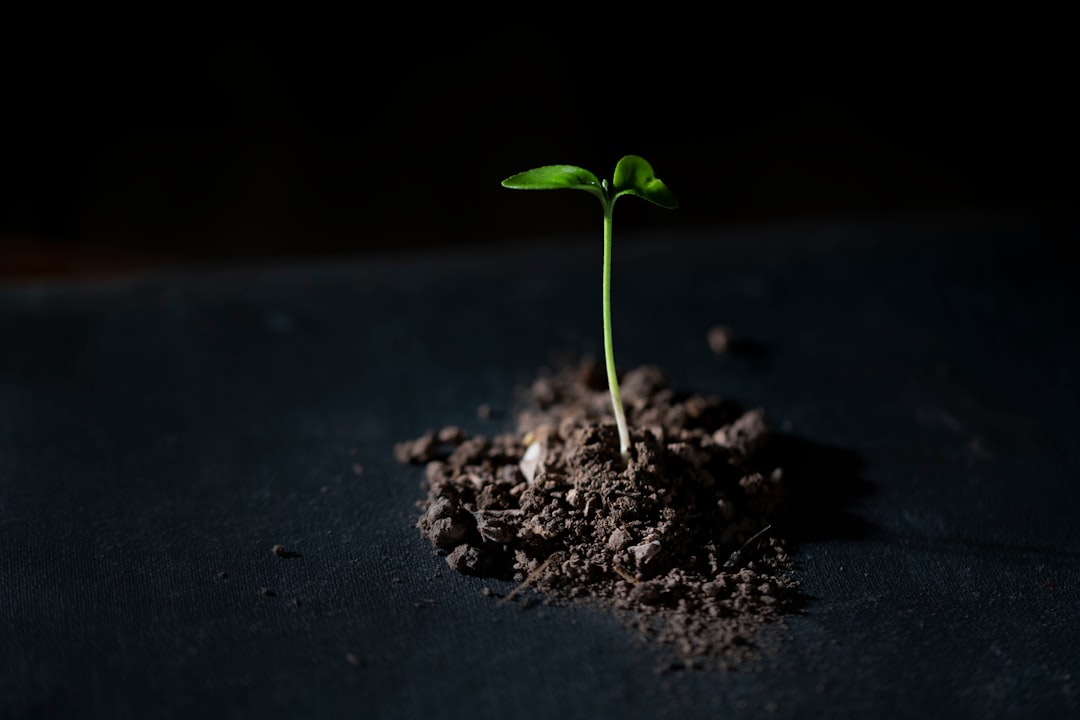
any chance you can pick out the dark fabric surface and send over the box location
[2,212,1078,719]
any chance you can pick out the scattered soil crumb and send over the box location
[292,597,302,608]
[397,358,801,672]
[345,652,363,667]
[260,587,277,597]
[216,570,228,579]
[272,544,302,559]
[352,463,365,476]
[707,325,732,355]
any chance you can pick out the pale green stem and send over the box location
[602,200,631,461]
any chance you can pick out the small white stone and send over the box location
[519,440,542,485]
[627,540,661,565]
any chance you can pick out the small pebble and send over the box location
[272,544,302,558]
[437,426,465,444]
[707,325,732,355]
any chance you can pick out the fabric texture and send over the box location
[2,213,1077,718]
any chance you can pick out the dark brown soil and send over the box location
[395,359,800,671]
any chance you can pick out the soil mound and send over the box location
[396,360,799,670]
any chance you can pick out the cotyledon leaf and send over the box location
[612,155,678,209]
[501,165,604,199]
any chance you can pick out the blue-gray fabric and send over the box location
[2,214,1078,719]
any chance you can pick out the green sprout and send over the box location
[501,155,678,462]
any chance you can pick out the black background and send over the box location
[2,14,1075,273]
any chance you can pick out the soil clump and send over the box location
[395,359,799,670]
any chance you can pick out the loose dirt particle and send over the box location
[707,325,732,355]
[271,544,302,559]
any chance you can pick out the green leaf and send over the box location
[612,155,678,209]
[501,165,604,198]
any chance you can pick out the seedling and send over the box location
[502,155,678,461]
